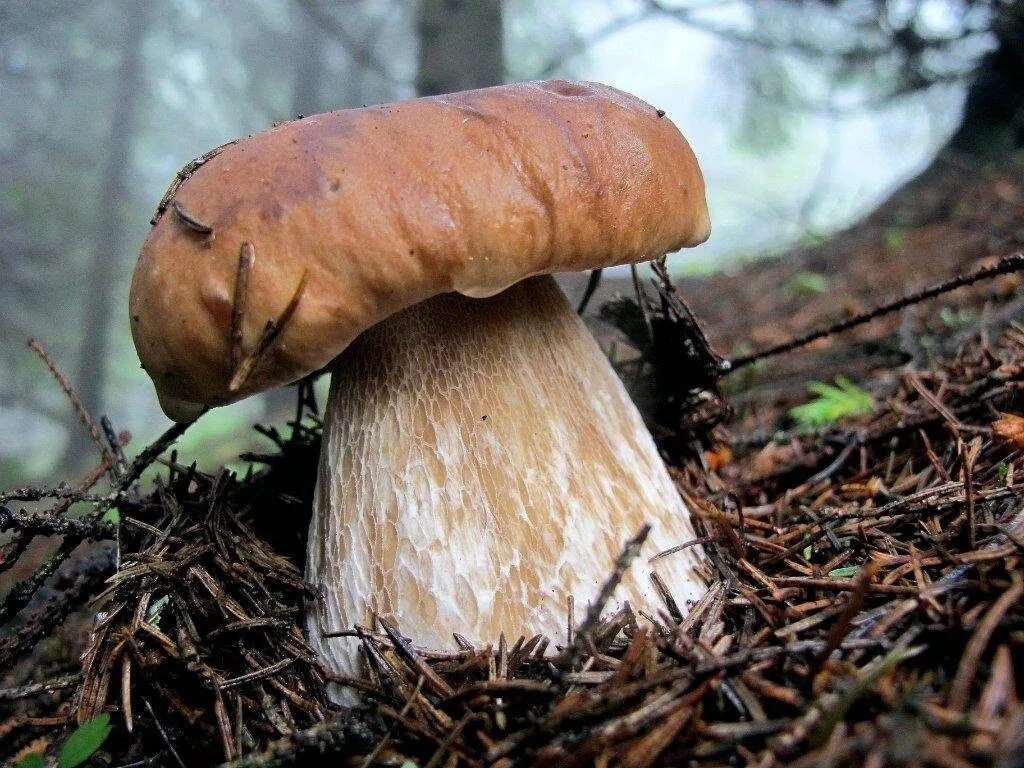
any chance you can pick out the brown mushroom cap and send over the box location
[130,79,710,418]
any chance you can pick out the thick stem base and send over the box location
[306,276,706,684]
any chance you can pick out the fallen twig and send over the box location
[727,251,1024,371]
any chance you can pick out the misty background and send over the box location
[1,0,1018,485]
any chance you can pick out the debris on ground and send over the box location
[2,249,1023,767]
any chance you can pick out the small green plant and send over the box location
[884,227,907,253]
[15,714,113,768]
[790,376,875,429]
[939,306,975,330]
[785,270,828,296]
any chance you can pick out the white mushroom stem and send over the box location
[306,275,707,683]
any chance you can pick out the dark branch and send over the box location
[727,252,1024,371]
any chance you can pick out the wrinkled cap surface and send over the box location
[129,79,711,420]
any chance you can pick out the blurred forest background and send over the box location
[1,0,1021,486]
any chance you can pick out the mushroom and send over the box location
[130,80,711,688]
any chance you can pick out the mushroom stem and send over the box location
[306,275,706,685]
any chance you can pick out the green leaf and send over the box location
[101,508,121,525]
[15,754,45,768]
[58,713,113,768]
[828,565,860,579]
[789,376,875,430]
[802,545,813,560]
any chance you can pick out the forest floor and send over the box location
[1,153,1023,767]
[592,152,1024,422]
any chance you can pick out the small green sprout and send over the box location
[939,306,975,330]
[790,377,876,430]
[785,271,828,296]
[884,227,907,253]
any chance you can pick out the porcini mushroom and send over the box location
[130,80,711,686]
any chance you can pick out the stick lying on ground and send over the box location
[727,251,1024,371]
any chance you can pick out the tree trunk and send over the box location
[947,8,1024,158]
[63,1,150,468]
[415,0,505,96]
[867,10,1023,228]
